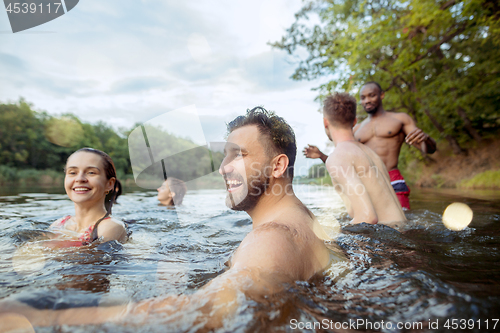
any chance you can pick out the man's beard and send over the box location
[365,107,378,114]
[225,171,270,211]
[363,99,380,114]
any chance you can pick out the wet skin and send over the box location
[49,151,127,244]
[0,125,333,329]
[157,181,174,206]
[355,84,436,171]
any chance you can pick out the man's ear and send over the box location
[353,117,358,127]
[170,192,176,198]
[380,91,385,100]
[323,117,329,129]
[271,154,289,178]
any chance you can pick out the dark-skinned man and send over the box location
[304,81,436,210]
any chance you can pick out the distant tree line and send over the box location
[308,163,327,179]
[0,99,132,177]
[0,99,222,185]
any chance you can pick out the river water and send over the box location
[0,185,499,332]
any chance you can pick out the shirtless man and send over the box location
[304,82,436,209]
[320,92,406,227]
[0,107,332,329]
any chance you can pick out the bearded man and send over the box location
[0,107,335,330]
[304,82,436,209]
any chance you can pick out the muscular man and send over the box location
[320,92,406,227]
[0,107,333,329]
[304,82,436,209]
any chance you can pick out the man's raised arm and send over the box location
[401,114,436,154]
[303,144,328,163]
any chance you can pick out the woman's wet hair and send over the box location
[68,148,122,214]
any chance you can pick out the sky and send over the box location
[0,0,333,176]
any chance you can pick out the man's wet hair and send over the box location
[226,107,297,178]
[362,81,383,93]
[323,92,357,128]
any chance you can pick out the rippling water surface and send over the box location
[0,185,499,332]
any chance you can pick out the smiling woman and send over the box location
[47,148,128,246]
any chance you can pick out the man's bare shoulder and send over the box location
[327,142,366,167]
[387,111,413,123]
[253,221,297,236]
[232,222,304,278]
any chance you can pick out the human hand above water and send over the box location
[405,128,436,154]
[302,145,328,163]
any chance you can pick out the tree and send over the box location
[0,99,61,169]
[308,162,327,178]
[272,0,500,153]
[0,100,133,175]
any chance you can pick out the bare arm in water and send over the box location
[0,224,311,328]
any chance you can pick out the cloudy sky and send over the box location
[0,0,333,175]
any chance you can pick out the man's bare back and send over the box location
[230,197,331,284]
[326,140,406,227]
[316,92,407,226]
[304,83,435,210]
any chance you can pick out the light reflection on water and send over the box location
[0,185,499,332]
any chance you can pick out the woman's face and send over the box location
[64,152,115,206]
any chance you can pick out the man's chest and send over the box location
[355,117,403,142]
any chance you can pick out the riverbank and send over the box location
[0,167,225,193]
[405,138,500,189]
[0,167,64,187]
[3,138,499,191]
[298,138,500,190]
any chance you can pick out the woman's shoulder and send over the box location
[96,217,128,242]
[102,217,126,228]
[49,215,72,229]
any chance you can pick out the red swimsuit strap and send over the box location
[56,215,72,227]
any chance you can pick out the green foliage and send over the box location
[459,169,500,189]
[308,162,328,178]
[0,166,64,186]
[130,124,223,182]
[0,99,133,179]
[272,0,500,149]
[0,165,18,183]
[0,99,61,169]
[298,174,333,185]
[0,99,223,188]
[16,168,64,186]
